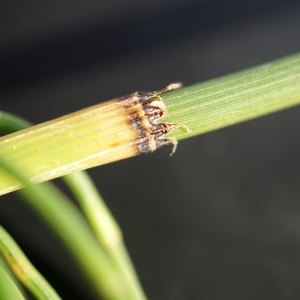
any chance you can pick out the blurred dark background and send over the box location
[1,1,300,299]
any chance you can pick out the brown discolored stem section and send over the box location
[0,84,183,195]
[118,82,186,154]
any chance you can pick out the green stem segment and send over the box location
[0,225,61,300]
[0,255,27,298]
[162,52,300,140]
[0,266,25,300]
[0,156,132,299]
[64,172,147,300]
[0,115,147,299]
[1,52,300,195]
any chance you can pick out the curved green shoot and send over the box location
[0,265,25,300]
[0,225,61,300]
[64,172,146,300]
[0,155,136,299]
[0,112,147,300]
[0,256,27,299]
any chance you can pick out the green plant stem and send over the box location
[0,226,61,300]
[64,172,147,300]
[161,52,300,140]
[0,113,147,300]
[0,156,134,300]
[0,100,135,195]
[1,52,300,195]
[0,112,33,133]
[0,256,27,299]
[0,265,25,300]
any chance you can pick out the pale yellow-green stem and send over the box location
[0,266,25,300]
[1,52,300,195]
[0,225,61,300]
[0,100,137,195]
[0,114,147,299]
